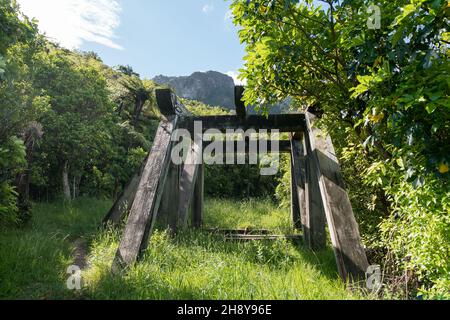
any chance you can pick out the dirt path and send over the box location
[73,238,88,270]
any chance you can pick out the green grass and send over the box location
[0,197,363,300]
[0,198,112,299]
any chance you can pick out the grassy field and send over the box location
[0,198,363,300]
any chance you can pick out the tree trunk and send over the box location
[62,161,71,201]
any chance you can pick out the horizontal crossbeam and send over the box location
[179,114,306,133]
[202,140,291,154]
[224,234,302,241]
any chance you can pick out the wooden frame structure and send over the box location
[105,86,369,283]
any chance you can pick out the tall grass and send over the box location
[0,198,111,299]
[0,197,362,300]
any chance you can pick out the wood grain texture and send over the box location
[178,142,201,227]
[304,129,327,251]
[102,172,140,227]
[180,114,306,133]
[159,161,180,231]
[306,113,369,282]
[103,159,147,227]
[112,117,177,272]
[290,135,307,231]
[202,140,291,154]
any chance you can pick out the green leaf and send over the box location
[425,103,437,114]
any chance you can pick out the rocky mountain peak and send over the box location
[153,71,235,109]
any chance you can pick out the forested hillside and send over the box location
[1,3,155,225]
[1,0,282,222]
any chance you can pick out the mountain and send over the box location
[153,71,235,109]
[152,70,290,114]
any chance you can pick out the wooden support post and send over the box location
[192,164,204,229]
[156,88,190,117]
[306,113,369,282]
[102,171,141,227]
[290,158,301,229]
[103,156,148,226]
[158,161,180,231]
[303,130,327,251]
[178,143,201,227]
[112,118,177,272]
[290,134,306,231]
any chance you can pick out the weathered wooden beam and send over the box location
[102,169,142,227]
[158,161,180,231]
[306,113,369,282]
[290,134,306,231]
[206,228,271,235]
[103,156,150,227]
[155,88,190,118]
[303,130,327,251]
[202,140,291,154]
[179,114,306,133]
[234,85,247,120]
[178,142,201,227]
[224,234,302,241]
[191,164,204,229]
[112,117,178,272]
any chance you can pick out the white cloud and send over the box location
[202,4,214,14]
[226,71,247,85]
[17,0,123,50]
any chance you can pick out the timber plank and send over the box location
[102,171,141,227]
[304,129,327,250]
[155,89,189,117]
[112,118,177,271]
[224,234,302,241]
[103,156,148,226]
[178,142,201,226]
[203,140,291,154]
[159,161,181,231]
[290,136,307,231]
[306,113,369,282]
[180,114,306,133]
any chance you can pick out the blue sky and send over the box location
[18,0,245,80]
[18,0,326,81]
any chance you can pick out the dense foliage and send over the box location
[231,0,449,297]
[0,0,159,226]
[0,0,280,228]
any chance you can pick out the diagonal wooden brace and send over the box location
[112,117,178,272]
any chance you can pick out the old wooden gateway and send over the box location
[103,86,369,283]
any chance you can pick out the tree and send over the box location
[32,48,113,200]
[232,0,448,172]
[231,0,449,297]
[0,0,41,226]
[115,64,140,77]
[119,76,156,127]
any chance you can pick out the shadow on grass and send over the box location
[160,228,341,282]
